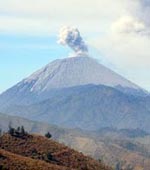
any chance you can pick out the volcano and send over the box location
[0,55,144,106]
[0,55,149,132]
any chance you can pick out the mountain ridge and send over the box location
[0,56,146,112]
[0,56,149,133]
[0,112,150,170]
[0,132,111,170]
[2,84,150,132]
[25,56,140,90]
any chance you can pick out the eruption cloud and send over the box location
[58,26,88,55]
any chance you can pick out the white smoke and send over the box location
[58,26,88,55]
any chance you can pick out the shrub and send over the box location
[8,125,28,137]
[8,126,15,136]
[46,152,53,161]
[45,132,52,139]
[0,165,8,170]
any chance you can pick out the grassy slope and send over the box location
[58,130,150,170]
[0,149,72,170]
[1,113,150,169]
[0,133,111,170]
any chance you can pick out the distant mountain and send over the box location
[23,56,140,90]
[0,112,70,139]
[62,128,150,170]
[0,56,149,132]
[0,56,145,108]
[2,84,150,132]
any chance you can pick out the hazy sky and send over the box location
[0,0,150,93]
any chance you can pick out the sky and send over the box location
[0,0,150,93]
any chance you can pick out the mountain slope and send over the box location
[0,112,68,137]
[0,149,71,170]
[0,133,110,170]
[24,56,139,91]
[3,85,150,132]
[59,128,150,170]
[0,113,150,170]
[0,56,144,108]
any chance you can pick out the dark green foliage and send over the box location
[46,152,53,161]
[115,162,122,170]
[21,126,25,135]
[0,155,8,169]
[31,148,38,158]
[0,129,2,137]
[0,154,6,161]
[0,165,8,170]
[17,126,20,132]
[45,132,52,139]
[8,126,15,136]
[115,160,127,170]
[8,125,28,137]
[45,152,58,163]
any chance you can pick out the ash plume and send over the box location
[58,26,88,54]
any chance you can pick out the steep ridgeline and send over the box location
[0,113,150,170]
[0,56,149,132]
[0,112,68,138]
[0,56,145,108]
[2,84,150,132]
[0,132,111,170]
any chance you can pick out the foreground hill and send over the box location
[0,149,71,170]
[0,113,150,169]
[0,112,67,137]
[0,132,110,170]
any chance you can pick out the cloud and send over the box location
[0,0,150,90]
[90,31,150,90]
[0,0,125,35]
[133,0,150,25]
[58,26,88,54]
[111,16,146,35]
[87,0,150,90]
[0,16,56,36]
[0,0,149,36]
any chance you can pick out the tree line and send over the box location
[0,124,52,139]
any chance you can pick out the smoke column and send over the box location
[58,26,88,55]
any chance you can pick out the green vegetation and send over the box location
[45,132,52,139]
[8,125,28,137]
[0,165,8,170]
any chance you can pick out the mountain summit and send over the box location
[0,56,143,107]
[0,26,145,107]
[24,56,139,92]
[0,25,148,131]
[0,55,149,132]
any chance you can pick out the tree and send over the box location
[0,165,8,170]
[45,132,52,139]
[8,125,28,137]
[115,162,122,170]
[8,124,15,136]
[46,152,53,161]
[17,126,21,132]
[21,126,25,135]
[0,129,2,136]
